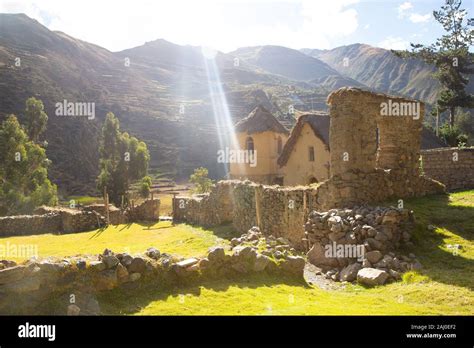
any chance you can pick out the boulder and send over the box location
[95,270,118,291]
[366,250,383,264]
[67,304,81,316]
[127,257,147,273]
[101,255,119,269]
[281,256,305,276]
[0,265,26,284]
[207,247,225,264]
[253,254,270,272]
[89,261,106,272]
[339,263,362,282]
[357,268,389,286]
[145,247,161,260]
[116,263,129,283]
[307,244,338,270]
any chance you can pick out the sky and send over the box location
[0,0,472,52]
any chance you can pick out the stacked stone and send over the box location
[0,237,306,314]
[305,206,422,286]
[421,147,474,191]
[0,213,62,237]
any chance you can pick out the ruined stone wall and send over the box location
[173,180,320,249]
[421,148,474,191]
[0,213,62,237]
[323,87,445,209]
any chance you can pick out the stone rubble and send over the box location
[305,205,423,286]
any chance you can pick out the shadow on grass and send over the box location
[388,191,474,291]
[98,273,310,315]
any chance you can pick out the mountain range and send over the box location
[0,13,470,195]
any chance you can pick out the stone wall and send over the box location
[421,147,474,191]
[323,87,445,208]
[0,213,62,237]
[173,180,320,248]
[0,199,160,238]
[0,242,304,314]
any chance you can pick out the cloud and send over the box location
[398,1,413,17]
[0,0,360,52]
[377,36,410,50]
[409,13,431,23]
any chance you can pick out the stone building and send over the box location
[230,99,447,186]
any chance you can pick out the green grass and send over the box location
[0,222,234,262]
[2,190,474,315]
[62,195,102,206]
[99,190,474,315]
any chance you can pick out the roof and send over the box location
[235,105,289,135]
[278,112,330,167]
[278,112,448,167]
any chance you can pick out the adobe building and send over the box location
[229,102,447,187]
[229,106,289,184]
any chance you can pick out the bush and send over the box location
[189,167,213,194]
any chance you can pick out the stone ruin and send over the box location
[315,87,445,209]
[0,199,160,237]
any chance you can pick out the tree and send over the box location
[189,167,213,194]
[0,115,57,215]
[97,112,150,206]
[139,176,152,198]
[394,0,474,127]
[24,97,48,142]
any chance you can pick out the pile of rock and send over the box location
[227,227,305,276]
[305,206,423,286]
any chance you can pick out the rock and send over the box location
[176,258,199,268]
[89,261,106,272]
[357,268,389,286]
[339,263,362,282]
[116,263,129,283]
[362,259,372,268]
[253,254,270,272]
[120,254,133,266]
[411,260,423,270]
[307,244,339,269]
[198,258,210,270]
[366,250,383,264]
[208,247,225,264]
[102,248,114,256]
[129,273,141,282]
[281,256,305,276]
[95,270,117,291]
[2,275,42,293]
[76,260,87,270]
[101,255,119,269]
[67,304,81,316]
[145,247,161,260]
[127,257,147,273]
[0,265,26,284]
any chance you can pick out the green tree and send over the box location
[0,115,57,215]
[394,0,474,127]
[24,97,48,142]
[97,112,150,205]
[189,167,213,194]
[139,176,152,198]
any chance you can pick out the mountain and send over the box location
[230,45,365,89]
[1,14,468,196]
[302,43,474,104]
[0,14,314,195]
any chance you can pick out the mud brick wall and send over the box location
[421,148,474,191]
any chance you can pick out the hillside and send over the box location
[0,14,467,196]
[302,43,474,104]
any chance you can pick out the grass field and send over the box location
[1,190,473,315]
